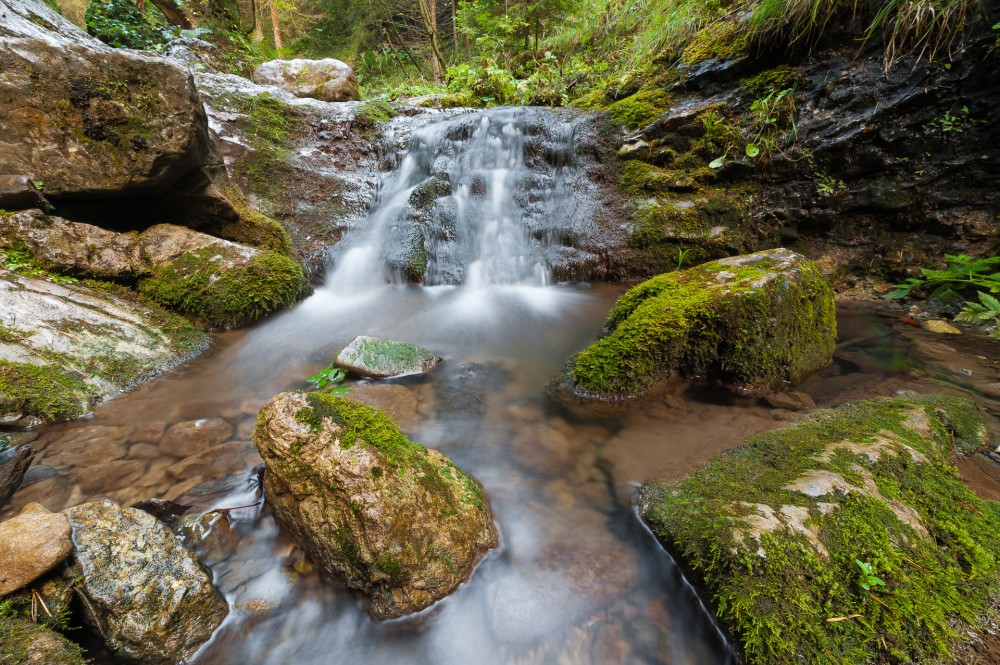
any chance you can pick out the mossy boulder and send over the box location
[253,392,498,619]
[551,248,835,403]
[137,224,307,329]
[64,499,229,664]
[639,394,1000,664]
[609,90,672,128]
[335,336,442,379]
[252,58,360,102]
[0,617,86,665]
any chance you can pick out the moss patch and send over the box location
[680,19,751,65]
[138,246,306,329]
[559,250,836,401]
[641,395,1000,665]
[0,360,93,422]
[609,89,672,129]
[0,613,86,665]
[353,100,396,130]
[217,187,294,255]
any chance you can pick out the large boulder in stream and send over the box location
[550,248,835,404]
[639,394,1000,664]
[253,391,498,619]
[336,335,442,379]
[64,499,229,665]
[252,58,360,102]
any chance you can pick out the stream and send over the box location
[4,108,1000,664]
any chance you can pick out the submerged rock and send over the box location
[551,248,835,404]
[64,499,228,665]
[639,394,1000,664]
[253,391,498,619]
[336,336,442,379]
[0,503,72,596]
[252,58,360,102]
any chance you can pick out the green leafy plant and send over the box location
[676,247,690,269]
[885,254,1000,301]
[307,364,349,393]
[816,169,847,195]
[925,106,974,134]
[956,292,1000,337]
[855,559,886,591]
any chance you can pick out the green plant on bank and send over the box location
[703,86,798,168]
[855,559,886,591]
[84,0,175,50]
[675,246,690,269]
[307,364,349,394]
[885,254,1000,301]
[955,292,1000,338]
[816,169,847,195]
[924,105,980,134]
[0,243,78,284]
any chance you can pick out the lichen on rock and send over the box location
[253,391,498,619]
[551,248,836,404]
[638,394,1000,664]
[335,336,442,379]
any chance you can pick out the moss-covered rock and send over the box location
[253,391,498,619]
[0,616,86,665]
[639,394,1000,665]
[608,89,672,129]
[551,248,835,403]
[137,225,306,329]
[335,336,442,379]
[0,361,93,425]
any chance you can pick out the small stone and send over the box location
[0,503,72,596]
[77,460,146,493]
[161,418,233,458]
[335,335,441,379]
[165,442,259,480]
[920,320,961,334]
[764,391,816,411]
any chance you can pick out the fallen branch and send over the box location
[209,501,261,515]
[825,614,862,623]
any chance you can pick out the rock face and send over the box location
[639,395,1000,665]
[336,336,442,379]
[552,248,835,403]
[0,268,208,426]
[252,58,360,102]
[64,499,228,665]
[0,503,72,596]
[253,392,498,619]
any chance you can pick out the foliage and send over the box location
[85,0,173,50]
[1,243,78,284]
[854,559,886,591]
[956,291,1000,338]
[884,254,1000,301]
[816,169,847,195]
[307,364,349,393]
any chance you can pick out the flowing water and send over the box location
[4,108,1000,665]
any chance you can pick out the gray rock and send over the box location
[253,391,497,619]
[252,58,360,102]
[64,499,228,664]
[0,503,72,597]
[0,176,46,211]
[163,37,225,73]
[336,335,441,379]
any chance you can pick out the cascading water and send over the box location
[325,108,578,297]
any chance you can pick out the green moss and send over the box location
[217,188,294,255]
[679,19,750,65]
[353,100,396,129]
[0,614,86,665]
[739,65,805,97]
[561,251,836,400]
[138,246,307,329]
[407,229,428,281]
[0,360,93,422]
[609,89,672,128]
[350,337,436,374]
[374,551,411,586]
[642,395,1000,665]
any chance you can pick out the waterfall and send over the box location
[323,108,579,296]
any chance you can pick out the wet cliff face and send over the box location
[612,28,1000,291]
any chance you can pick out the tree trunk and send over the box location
[418,0,447,84]
[268,0,283,50]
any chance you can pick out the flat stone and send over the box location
[335,335,442,379]
[921,319,961,334]
[160,418,233,458]
[0,503,72,596]
[165,442,259,480]
[764,391,816,411]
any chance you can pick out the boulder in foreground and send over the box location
[253,391,497,619]
[551,248,835,403]
[639,394,1000,665]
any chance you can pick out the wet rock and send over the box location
[0,0,237,227]
[163,37,226,73]
[161,418,233,458]
[0,175,46,211]
[336,335,441,379]
[639,395,1000,664]
[920,319,962,335]
[510,422,576,478]
[165,441,259,480]
[76,459,146,493]
[253,391,498,619]
[252,58,360,102]
[551,249,836,404]
[0,616,86,664]
[0,503,72,596]
[348,383,422,433]
[64,499,228,664]
[763,390,816,411]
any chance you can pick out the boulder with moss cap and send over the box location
[336,336,442,379]
[550,248,835,404]
[253,391,498,619]
[639,394,1000,664]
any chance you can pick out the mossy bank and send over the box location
[639,394,1000,664]
[552,248,835,403]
